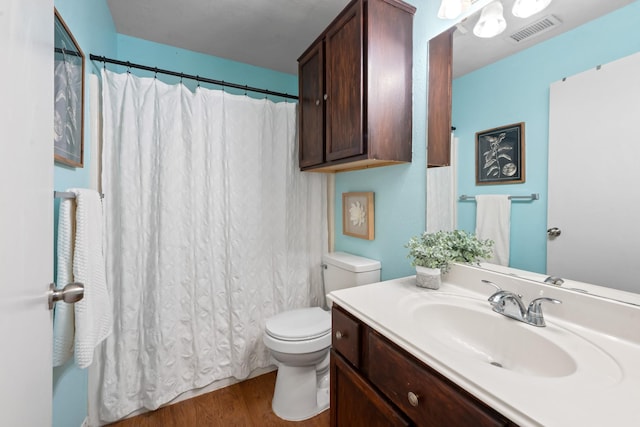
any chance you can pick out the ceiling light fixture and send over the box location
[473,1,507,38]
[512,0,553,19]
[438,0,463,20]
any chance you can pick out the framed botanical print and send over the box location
[342,192,374,240]
[476,122,525,185]
[54,9,85,167]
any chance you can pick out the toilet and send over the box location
[263,251,381,421]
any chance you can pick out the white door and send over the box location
[0,0,54,425]
[547,52,640,293]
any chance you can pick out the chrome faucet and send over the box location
[544,276,565,286]
[481,280,562,327]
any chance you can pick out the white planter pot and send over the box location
[415,266,441,289]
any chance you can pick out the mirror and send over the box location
[433,0,640,304]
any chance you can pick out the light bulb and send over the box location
[438,0,463,20]
[512,0,552,18]
[473,1,507,38]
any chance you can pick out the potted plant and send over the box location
[405,230,493,289]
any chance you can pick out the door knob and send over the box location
[547,227,561,237]
[48,282,84,310]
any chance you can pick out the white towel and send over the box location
[475,195,511,266]
[72,188,113,368]
[52,195,76,367]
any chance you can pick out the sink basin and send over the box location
[411,302,577,378]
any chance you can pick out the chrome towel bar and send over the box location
[458,193,539,201]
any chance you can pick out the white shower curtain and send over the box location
[98,69,327,422]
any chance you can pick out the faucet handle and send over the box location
[487,290,511,313]
[482,280,508,307]
[527,297,562,327]
[481,280,502,292]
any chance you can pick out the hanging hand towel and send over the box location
[71,188,113,368]
[475,195,511,266]
[52,193,76,367]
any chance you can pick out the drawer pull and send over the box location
[407,391,419,407]
[335,330,345,340]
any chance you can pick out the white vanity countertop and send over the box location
[327,264,640,427]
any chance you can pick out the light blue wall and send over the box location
[52,2,117,426]
[453,1,640,274]
[333,0,490,280]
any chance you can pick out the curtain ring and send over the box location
[126,61,131,74]
[196,76,200,87]
[154,67,158,79]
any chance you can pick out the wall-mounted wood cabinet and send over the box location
[331,305,516,427]
[298,0,415,173]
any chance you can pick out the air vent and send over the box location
[507,15,562,43]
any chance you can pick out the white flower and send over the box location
[349,201,366,227]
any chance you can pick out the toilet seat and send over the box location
[264,307,331,354]
[265,307,331,341]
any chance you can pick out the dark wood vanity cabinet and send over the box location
[298,0,415,173]
[331,305,515,427]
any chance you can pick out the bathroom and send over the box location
[2,0,639,425]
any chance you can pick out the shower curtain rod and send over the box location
[90,54,298,100]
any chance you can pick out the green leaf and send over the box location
[406,230,494,273]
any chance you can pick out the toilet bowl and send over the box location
[264,307,331,421]
[263,252,381,421]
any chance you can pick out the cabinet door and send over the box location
[325,0,363,162]
[331,350,410,427]
[299,41,325,168]
[427,28,454,167]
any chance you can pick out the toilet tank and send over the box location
[322,252,381,294]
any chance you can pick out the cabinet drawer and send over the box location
[368,331,509,427]
[332,306,361,367]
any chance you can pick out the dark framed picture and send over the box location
[476,122,525,185]
[342,192,374,240]
[54,9,85,168]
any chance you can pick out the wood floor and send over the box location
[108,371,330,427]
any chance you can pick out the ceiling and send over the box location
[107,0,634,77]
[107,0,350,75]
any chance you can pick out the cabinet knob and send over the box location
[547,227,562,237]
[335,330,345,340]
[323,93,328,101]
[315,99,320,106]
[407,391,419,407]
